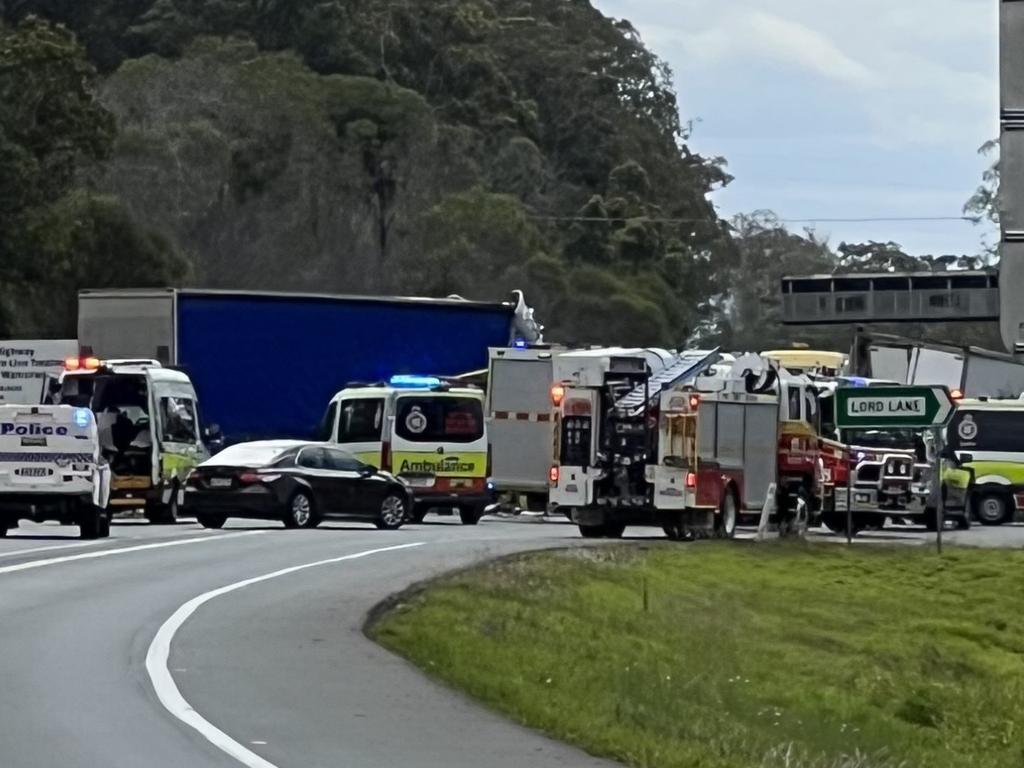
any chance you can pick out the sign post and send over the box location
[835,385,956,553]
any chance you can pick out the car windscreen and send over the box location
[394,396,484,443]
[948,410,1024,453]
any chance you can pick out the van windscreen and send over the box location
[395,397,483,443]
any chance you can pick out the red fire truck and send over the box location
[549,350,820,539]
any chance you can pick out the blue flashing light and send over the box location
[513,338,528,349]
[389,374,442,389]
[73,408,92,428]
[845,376,869,388]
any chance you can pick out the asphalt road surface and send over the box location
[1,515,1022,768]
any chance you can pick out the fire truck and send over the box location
[815,377,970,534]
[548,349,820,539]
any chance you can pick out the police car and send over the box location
[0,405,112,538]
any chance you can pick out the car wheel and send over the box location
[375,493,407,530]
[715,490,738,539]
[197,513,227,529]
[0,523,7,538]
[459,505,483,525]
[974,491,1011,526]
[579,524,605,538]
[284,491,318,529]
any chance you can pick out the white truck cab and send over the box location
[47,357,213,523]
[0,404,112,538]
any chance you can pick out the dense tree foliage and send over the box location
[0,3,995,351]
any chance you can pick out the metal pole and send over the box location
[934,427,944,556]
[846,448,853,545]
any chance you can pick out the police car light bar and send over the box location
[389,374,443,389]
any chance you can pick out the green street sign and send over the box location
[834,385,955,429]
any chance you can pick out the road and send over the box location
[1,516,1022,768]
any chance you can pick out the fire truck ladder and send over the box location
[613,349,722,417]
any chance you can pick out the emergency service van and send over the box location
[485,344,566,514]
[47,357,213,523]
[943,398,1024,525]
[323,375,490,524]
[0,404,111,538]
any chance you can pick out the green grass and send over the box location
[369,542,1024,768]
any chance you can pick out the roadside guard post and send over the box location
[834,386,956,552]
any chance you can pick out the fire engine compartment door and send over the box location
[742,401,779,511]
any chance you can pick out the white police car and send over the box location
[0,405,112,539]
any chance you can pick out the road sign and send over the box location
[834,385,955,430]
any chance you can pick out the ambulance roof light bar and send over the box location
[389,374,443,389]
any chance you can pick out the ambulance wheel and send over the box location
[603,523,626,539]
[146,485,180,525]
[714,490,738,539]
[459,505,483,525]
[974,491,1012,526]
[410,505,429,524]
[197,513,227,529]
[579,524,606,539]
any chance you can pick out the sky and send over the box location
[593,0,999,257]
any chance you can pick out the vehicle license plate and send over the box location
[210,477,233,488]
[17,467,50,478]
[406,476,435,488]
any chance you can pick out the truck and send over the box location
[851,331,1024,398]
[48,357,211,523]
[484,343,566,514]
[548,349,818,539]
[76,288,541,445]
[0,404,111,538]
[814,377,970,534]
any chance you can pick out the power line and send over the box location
[527,215,977,225]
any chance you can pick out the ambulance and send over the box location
[46,356,213,523]
[323,375,490,524]
[0,404,111,538]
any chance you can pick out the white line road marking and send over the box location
[146,541,426,768]
[0,531,266,576]
[0,540,106,560]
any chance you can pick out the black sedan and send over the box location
[184,441,411,530]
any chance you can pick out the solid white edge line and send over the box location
[0,531,266,576]
[145,541,426,768]
[0,540,106,560]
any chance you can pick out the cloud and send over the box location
[745,10,875,88]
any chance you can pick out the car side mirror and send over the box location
[358,465,376,478]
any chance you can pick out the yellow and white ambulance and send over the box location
[321,375,490,524]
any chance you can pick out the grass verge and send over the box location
[369,542,1024,768]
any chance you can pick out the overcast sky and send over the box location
[594,0,999,256]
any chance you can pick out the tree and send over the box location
[964,138,999,260]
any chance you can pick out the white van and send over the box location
[321,375,490,524]
[47,357,214,523]
[0,404,112,538]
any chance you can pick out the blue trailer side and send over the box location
[174,292,514,441]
